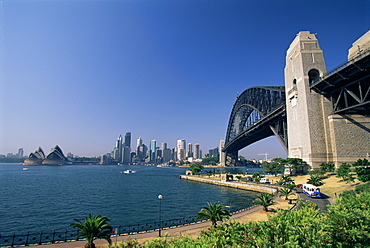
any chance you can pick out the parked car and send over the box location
[245,176,253,181]
[260,178,270,184]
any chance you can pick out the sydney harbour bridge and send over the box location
[222,31,370,168]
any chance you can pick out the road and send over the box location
[295,188,332,212]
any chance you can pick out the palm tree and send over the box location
[253,192,275,212]
[70,214,112,248]
[279,187,294,200]
[307,175,324,186]
[281,175,292,182]
[196,202,230,226]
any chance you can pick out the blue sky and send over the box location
[0,0,369,159]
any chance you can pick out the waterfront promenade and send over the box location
[38,204,266,248]
[33,176,286,248]
[6,174,336,248]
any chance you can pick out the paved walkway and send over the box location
[37,205,264,248]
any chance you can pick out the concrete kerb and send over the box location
[179,175,278,194]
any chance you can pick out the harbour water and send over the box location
[0,163,261,235]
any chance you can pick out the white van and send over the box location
[260,178,270,184]
[302,184,321,198]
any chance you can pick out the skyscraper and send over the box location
[194,144,200,159]
[177,139,186,161]
[136,137,143,148]
[136,144,148,162]
[122,146,131,164]
[17,147,24,158]
[209,147,219,157]
[150,140,157,163]
[124,132,131,148]
[187,143,193,158]
[161,143,171,163]
[114,135,123,162]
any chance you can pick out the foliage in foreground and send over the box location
[70,214,112,248]
[113,191,370,248]
[196,202,230,226]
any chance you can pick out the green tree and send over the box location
[201,157,219,166]
[261,159,284,176]
[70,214,112,248]
[235,175,242,181]
[279,187,294,200]
[252,171,262,183]
[253,192,275,212]
[336,163,354,183]
[238,155,247,166]
[326,191,370,247]
[281,174,292,182]
[307,175,324,186]
[189,163,203,175]
[309,168,326,177]
[353,158,370,182]
[196,202,230,226]
[319,162,335,173]
[284,158,308,175]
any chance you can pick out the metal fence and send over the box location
[0,203,254,247]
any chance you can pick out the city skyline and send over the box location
[1,1,369,159]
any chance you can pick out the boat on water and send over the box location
[121,170,136,174]
[22,167,30,171]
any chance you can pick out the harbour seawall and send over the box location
[180,175,278,194]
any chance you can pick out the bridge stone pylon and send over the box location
[285,31,370,168]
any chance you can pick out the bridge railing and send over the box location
[312,47,370,85]
[0,203,253,247]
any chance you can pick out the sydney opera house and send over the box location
[23,145,71,165]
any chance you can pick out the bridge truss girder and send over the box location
[311,48,370,115]
[224,104,287,153]
[223,87,287,164]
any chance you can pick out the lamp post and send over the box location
[158,194,162,237]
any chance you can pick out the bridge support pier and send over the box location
[225,151,238,167]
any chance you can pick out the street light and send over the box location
[158,194,163,237]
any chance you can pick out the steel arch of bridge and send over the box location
[224,86,287,158]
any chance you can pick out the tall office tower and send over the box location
[122,146,131,164]
[219,140,226,166]
[124,132,131,148]
[136,137,143,148]
[114,135,123,161]
[177,139,186,161]
[156,148,162,159]
[161,142,167,151]
[171,147,176,161]
[160,143,167,163]
[194,144,200,159]
[136,144,148,162]
[17,148,24,158]
[209,147,219,157]
[187,143,193,158]
[162,149,172,163]
[150,140,157,163]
